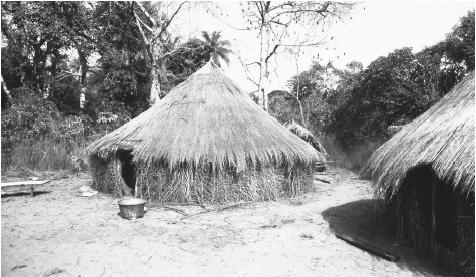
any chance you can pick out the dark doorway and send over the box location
[434,181,457,249]
[407,166,457,249]
[117,149,136,194]
[399,165,459,267]
[401,166,433,250]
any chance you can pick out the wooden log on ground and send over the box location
[1,180,51,197]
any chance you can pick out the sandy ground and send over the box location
[2,166,451,277]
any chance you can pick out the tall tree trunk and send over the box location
[33,44,43,95]
[129,52,137,95]
[294,59,305,127]
[149,57,161,106]
[42,41,56,99]
[47,48,59,99]
[305,100,311,127]
[296,98,305,127]
[1,75,13,108]
[33,37,50,98]
[257,24,270,110]
[78,49,88,109]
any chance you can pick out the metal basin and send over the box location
[118,198,147,219]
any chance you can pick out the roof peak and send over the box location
[192,60,225,76]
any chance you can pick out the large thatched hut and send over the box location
[87,62,326,204]
[362,72,474,274]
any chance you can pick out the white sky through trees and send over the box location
[171,1,474,92]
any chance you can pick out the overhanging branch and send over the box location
[132,8,152,60]
[265,44,279,64]
[134,1,157,27]
[158,2,187,39]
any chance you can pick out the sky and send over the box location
[172,1,474,92]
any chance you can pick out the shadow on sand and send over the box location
[322,199,453,277]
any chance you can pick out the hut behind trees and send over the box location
[362,72,474,274]
[87,62,326,204]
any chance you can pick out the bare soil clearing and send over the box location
[2,167,450,277]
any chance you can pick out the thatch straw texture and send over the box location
[134,165,312,204]
[87,62,324,172]
[362,71,475,199]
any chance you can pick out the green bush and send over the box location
[1,88,94,171]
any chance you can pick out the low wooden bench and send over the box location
[1,180,51,197]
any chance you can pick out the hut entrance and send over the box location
[117,149,136,195]
[433,181,457,249]
[402,165,458,267]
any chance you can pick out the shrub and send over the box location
[1,87,94,171]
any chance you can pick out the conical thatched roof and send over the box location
[88,62,325,172]
[362,71,475,198]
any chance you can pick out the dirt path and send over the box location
[2,167,449,277]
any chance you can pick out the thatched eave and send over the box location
[362,71,475,199]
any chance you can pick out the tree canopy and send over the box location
[0,1,235,170]
[269,10,475,152]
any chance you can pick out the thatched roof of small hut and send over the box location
[362,71,475,198]
[285,121,328,157]
[87,62,325,172]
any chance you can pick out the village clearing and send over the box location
[2,166,450,277]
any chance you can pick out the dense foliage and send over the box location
[1,1,231,170]
[270,11,474,153]
[327,47,443,148]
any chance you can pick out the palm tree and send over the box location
[200,31,232,67]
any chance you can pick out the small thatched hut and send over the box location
[362,72,474,273]
[285,121,328,171]
[87,62,325,204]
